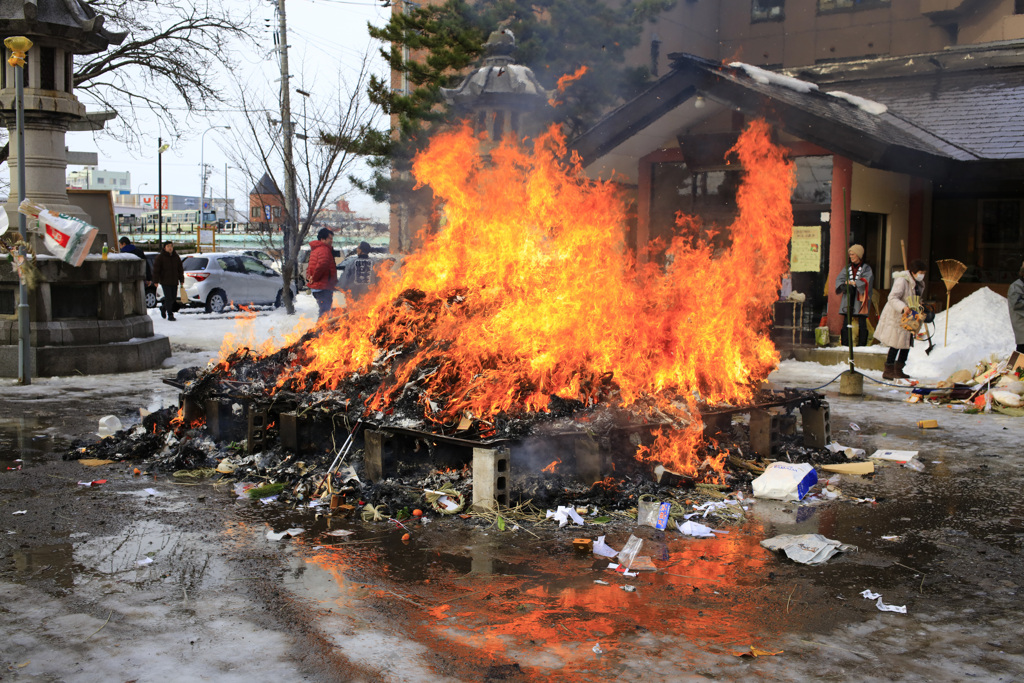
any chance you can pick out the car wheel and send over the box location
[205,289,228,314]
[145,290,157,309]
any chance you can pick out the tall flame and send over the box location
[278,119,793,478]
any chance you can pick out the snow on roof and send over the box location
[826,91,888,116]
[729,62,819,94]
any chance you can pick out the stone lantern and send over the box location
[0,1,171,376]
[441,29,552,144]
[1,0,127,223]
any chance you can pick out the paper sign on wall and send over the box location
[790,225,821,272]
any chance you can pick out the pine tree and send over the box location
[348,0,676,203]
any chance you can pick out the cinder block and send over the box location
[749,408,782,458]
[472,446,510,511]
[800,402,831,449]
[206,398,249,442]
[364,429,393,483]
[246,407,269,454]
[573,435,602,485]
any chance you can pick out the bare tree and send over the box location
[76,0,255,146]
[224,53,382,314]
[0,0,254,165]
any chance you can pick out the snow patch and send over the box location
[729,62,819,93]
[906,287,1014,381]
[826,90,888,115]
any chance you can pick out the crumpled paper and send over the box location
[678,520,720,538]
[861,589,907,613]
[826,441,866,459]
[761,534,857,565]
[267,528,305,541]
[546,506,585,527]
[592,535,619,558]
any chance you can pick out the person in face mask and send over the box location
[874,259,928,380]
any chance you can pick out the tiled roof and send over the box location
[833,67,1024,161]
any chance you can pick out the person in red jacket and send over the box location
[307,228,338,319]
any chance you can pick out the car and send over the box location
[144,252,159,309]
[242,249,278,269]
[160,252,297,313]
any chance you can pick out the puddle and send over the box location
[0,416,53,471]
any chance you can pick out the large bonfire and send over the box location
[207,119,795,482]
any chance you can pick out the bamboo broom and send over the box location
[936,259,967,347]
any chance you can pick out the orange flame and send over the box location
[542,459,561,474]
[548,65,588,107]
[272,119,792,478]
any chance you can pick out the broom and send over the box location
[936,259,967,347]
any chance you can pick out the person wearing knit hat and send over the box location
[834,244,874,348]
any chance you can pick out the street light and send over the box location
[4,35,33,385]
[158,139,170,243]
[200,125,231,225]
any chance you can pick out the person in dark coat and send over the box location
[152,241,184,321]
[834,244,874,347]
[339,241,376,304]
[306,228,338,319]
[118,236,151,283]
[1009,261,1024,354]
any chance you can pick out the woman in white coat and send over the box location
[875,259,928,380]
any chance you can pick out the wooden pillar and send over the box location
[827,156,854,334]
[907,176,926,263]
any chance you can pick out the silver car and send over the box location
[169,252,296,313]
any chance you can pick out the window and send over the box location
[752,0,784,22]
[978,200,1022,249]
[1017,0,1024,14]
[120,179,127,186]
[97,176,104,184]
[251,206,260,218]
[40,46,55,90]
[272,206,281,218]
[818,0,889,12]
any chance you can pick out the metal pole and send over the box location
[13,41,31,384]
[158,137,163,245]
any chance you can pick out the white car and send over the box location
[160,252,296,313]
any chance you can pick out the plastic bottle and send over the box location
[101,239,109,260]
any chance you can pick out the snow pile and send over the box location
[729,63,819,93]
[905,287,1015,381]
[826,91,888,115]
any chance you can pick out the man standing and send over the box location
[339,241,375,303]
[307,228,338,320]
[152,241,184,321]
[118,236,151,283]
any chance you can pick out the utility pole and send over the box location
[278,0,298,310]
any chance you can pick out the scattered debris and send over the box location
[752,462,818,501]
[267,528,305,541]
[734,646,783,658]
[821,461,874,475]
[761,534,857,565]
[861,590,907,613]
[870,450,918,464]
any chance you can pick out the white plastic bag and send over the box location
[19,199,98,267]
[751,462,818,501]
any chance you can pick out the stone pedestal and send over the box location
[0,255,170,376]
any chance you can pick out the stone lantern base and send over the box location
[0,255,171,377]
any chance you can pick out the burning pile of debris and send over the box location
[68,120,836,518]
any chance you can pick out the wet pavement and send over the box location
[1,371,1023,681]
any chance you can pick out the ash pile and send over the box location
[66,340,839,519]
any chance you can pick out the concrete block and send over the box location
[364,429,392,483]
[800,402,831,449]
[246,407,269,454]
[62,320,100,346]
[206,399,249,442]
[573,435,603,485]
[472,446,510,511]
[749,408,782,458]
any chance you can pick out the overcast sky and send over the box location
[69,0,391,221]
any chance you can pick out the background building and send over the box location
[66,167,131,193]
